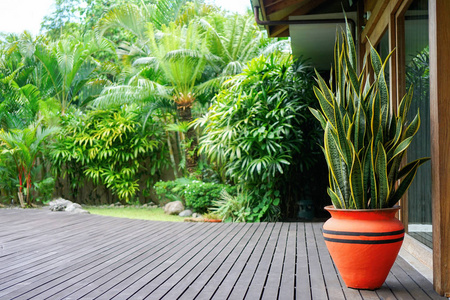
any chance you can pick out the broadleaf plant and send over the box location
[309,22,429,209]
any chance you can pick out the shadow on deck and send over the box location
[0,209,445,299]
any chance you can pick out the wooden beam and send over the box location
[263,0,328,38]
[288,0,329,17]
[265,0,308,16]
[269,24,290,37]
[430,0,450,297]
[360,0,390,42]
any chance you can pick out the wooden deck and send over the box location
[0,209,445,300]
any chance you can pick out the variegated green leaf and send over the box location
[309,107,327,130]
[313,86,335,127]
[328,187,344,209]
[398,86,414,121]
[390,136,413,163]
[335,104,352,166]
[387,159,425,207]
[404,111,420,139]
[369,140,378,208]
[376,142,389,206]
[325,123,350,205]
[350,145,365,208]
[398,157,430,179]
[369,40,382,76]
[345,17,357,70]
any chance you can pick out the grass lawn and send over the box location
[85,206,186,222]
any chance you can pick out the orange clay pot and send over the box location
[323,205,404,290]
[204,219,222,223]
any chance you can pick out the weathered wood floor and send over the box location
[0,209,445,300]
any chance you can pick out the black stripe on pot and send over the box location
[323,237,404,244]
[322,229,405,237]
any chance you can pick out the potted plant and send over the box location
[309,22,429,290]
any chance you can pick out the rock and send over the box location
[164,201,184,215]
[49,198,72,211]
[151,205,158,209]
[142,204,148,208]
[65,203,82,212]
[109,204,115,207]
[192,213,201,218]
[179,210,193,217]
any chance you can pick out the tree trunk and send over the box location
[166,130,179,179]
[177,104,198,175]
[18,192,25,208]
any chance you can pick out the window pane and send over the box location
[404,0,431,248]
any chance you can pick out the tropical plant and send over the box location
[309,23,429,209]
[196,12,290,100]
[50,105,167,203]
[197,52,320,220]
[212,188,252,222]
[0,122,59,207]
[33,35,116,114]
[96,20,217,174]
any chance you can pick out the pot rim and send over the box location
[324,205,401,212]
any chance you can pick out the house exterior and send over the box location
[250,0,449,296]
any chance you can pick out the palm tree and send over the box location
[97,21,215,174]
[33,35,116,114]
[0,83,42,130]
[0,122,59,207]
[96,0,190,41]
[196,12,291,96]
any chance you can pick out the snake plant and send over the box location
[309,23,429,209]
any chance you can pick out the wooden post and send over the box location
[429,0,450,296]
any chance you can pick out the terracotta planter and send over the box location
[204,219,222,223]
[323,205,404,290]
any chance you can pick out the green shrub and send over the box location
[196,53,322,220]
[153,179,185,205]
[212,189,252,222]
[51,105,168,203]
[154,178,236,213]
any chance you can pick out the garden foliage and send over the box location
[0,0,325,218]
[197,53,322,220]
[51,105,168,202]
[154,178,236,213]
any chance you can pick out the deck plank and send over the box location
[277,223,297,300]
[0,209,446,300]
[312,222,346,300]
[244,222,283,299]
[148,223,252,299]
[296,222,312,300]
[1,219,168,298]
[42,222,194,299]
[199,223,268,300]
[305,222,329,300]
[161,223,253,299]
[395,257,443,300]
[261,222,289,300]
[226,223,275,300]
